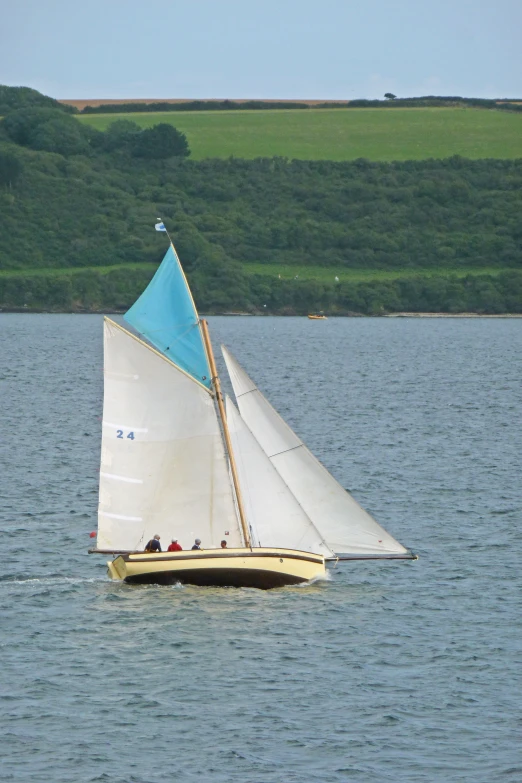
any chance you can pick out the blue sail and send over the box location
[124,245,211,388]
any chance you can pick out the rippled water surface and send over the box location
[1,314,521,783]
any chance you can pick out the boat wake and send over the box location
[0,575,103,586]
[292,570,333,588]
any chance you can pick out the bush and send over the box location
[0,150,23,187]
[95,120,142,153]
[3,108,90,155]
[132,124,190,158]
[0,85,77,116]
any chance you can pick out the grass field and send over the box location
[242,264,511,282]
[0,263,511,282]
[78,108,522,161]
[0,264,151,278]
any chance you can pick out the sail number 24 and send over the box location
[116,430,135,440]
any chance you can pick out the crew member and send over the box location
[144,534,161,552]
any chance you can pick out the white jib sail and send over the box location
[97,319,243,551]
[226,397,334,557]
[222,346,408,556]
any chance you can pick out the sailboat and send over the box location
[89,226,415,588]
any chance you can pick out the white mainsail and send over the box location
[222,346,408,557]
[226,397,334,557]
[97,319,243,551]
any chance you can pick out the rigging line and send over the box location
[135,531,146,551]
[236,388,258,399]
[326,553,418,561]
[269,443,304,459]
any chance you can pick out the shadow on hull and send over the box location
[124,567,306,589]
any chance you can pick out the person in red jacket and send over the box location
[168,539,182,552]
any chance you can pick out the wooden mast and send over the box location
[200,319,252,549]
[156,221,251,548]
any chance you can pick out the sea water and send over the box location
[1,314,521,783]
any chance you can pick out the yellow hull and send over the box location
[308,315,327,320]
[107,547,326,589]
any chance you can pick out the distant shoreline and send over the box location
[385,312,522,318]
[1,308,521,318]
[60,97,349,110]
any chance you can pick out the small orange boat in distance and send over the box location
[308,314,328,320]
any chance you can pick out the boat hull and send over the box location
[107,547,326,589]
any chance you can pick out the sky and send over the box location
[1,0,521,101]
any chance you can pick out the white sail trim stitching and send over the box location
[100,472,143,484]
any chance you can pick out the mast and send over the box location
[200,319,252,550]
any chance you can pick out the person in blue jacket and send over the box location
[144,534,161,553]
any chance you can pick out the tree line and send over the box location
[2,85,521,117]
[78,96,522,115]
[1,268,521,315]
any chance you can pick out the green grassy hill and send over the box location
[78,107,522,161]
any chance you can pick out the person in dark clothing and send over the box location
[168,539,182,552]
[144,534,161,552]
[191,538,202,550]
